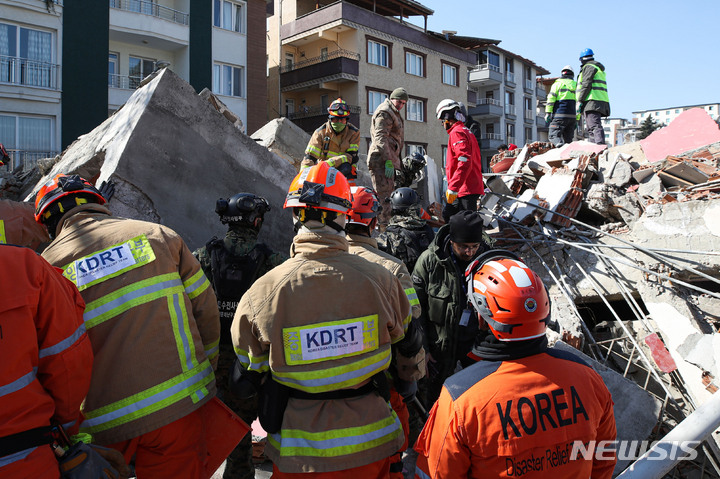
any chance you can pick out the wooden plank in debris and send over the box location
[660,160,710,185]
[657,170,697,188]
[644,333,677,373]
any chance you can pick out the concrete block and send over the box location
[640,108,720,163]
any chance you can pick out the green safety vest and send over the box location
[545,78,577,113]
[577,64,609,103]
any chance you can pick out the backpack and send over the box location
[380,225,433,273]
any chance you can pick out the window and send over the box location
[675,109,680,113]
[441,145,448,169]
[108,52,119,87]
[0,114,54,163]
[405,49,424,77]
[485,123,495,135]
[213,63,244,97]
[0,23,54,88]
[505,58,514,74]
[320,95,329,110]
[478,50,500,69]
[524,65,532,82]
[284,52,294,70]
[505,91,515,115]
[285,99,295,117]
[442,61,458,86]
[320,47,328,61]
[406,98,424,122]
[129,56,155,89]
[525,127,532,142]
[368,90,388,114]
[406,144,426,157]
[506,123,515,143]
[367,39,389,67]
[213,0,246,33]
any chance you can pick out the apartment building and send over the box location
[600,117,638,147]
[2,0,269,169]
[633,103,720,127]
[267,0,478,170]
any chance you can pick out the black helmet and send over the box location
[216,193,270,227]
[389,187,420,214]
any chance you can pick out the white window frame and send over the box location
[128,55,155,89]
[213,62,245,98]
[405,51,423,77]
[368,90,388,115]
[0,22,54,87]
[442,63,457,86]
[406,98,424,123]
[108,52,119,87]
[0,113,54,155]
[367,40,389,67]
[406,144,425,157]
[213,0,246,34]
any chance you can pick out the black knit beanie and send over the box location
[449,210,484,243]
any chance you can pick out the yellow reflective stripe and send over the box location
[306,145,322,156]
[167,293,199,372]
[80,360,214,435]
[0,220,5,244]
[205,338,220,362]
[234,346,270,373]
[268,411,402,458]
[184,269,210,299]
[405,287,419,306]
[273,347,391,393]
[348,144,359,152]
[83,273,184,329]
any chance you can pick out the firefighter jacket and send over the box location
[414,347,617,479]
[576,61,610,117]
[545,76,578,119]
[0,245,93,470]
[41,203,220,445]
[367,99,404,171]
[304,120,360,167]
[231,231,409,473]
[0,199,50,250]
[445,121,484,197]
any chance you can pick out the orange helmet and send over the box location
[285,161,351,214]
[327,98,350,118]
[348,186,379,227]
[466,251,550,341]
[34,174,106,224]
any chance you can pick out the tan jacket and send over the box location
[0,199,50,250]
[304,121,360,166]
[231,231,409,473]
[367,99,404,170]
[41,204,220,444]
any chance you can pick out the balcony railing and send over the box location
[505,71,515,84]
[477,98,501,107]
[507,136,516,145]
[2,149,59,172]
[280,49,360,74]
[504,104,516,116]
[287,103,361,120]
[109,73,147,90]
[109,0,189,25]
[524,110,534,122]
[0,56,60,89]
[472,63,500,73]
[480,133,503,141]
[524,79,534,91]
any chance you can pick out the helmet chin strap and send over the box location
[295,209,346,233]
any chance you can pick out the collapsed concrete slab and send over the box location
[251,118,309,170]
[24,69,297,254]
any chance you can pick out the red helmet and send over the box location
[34,174,106,224]
[348,186,379,227]
[284,161,351,214]
[466,251,550,341]
[328,98,350,118]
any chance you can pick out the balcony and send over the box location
[469,98,502,118]
[287,103,361,135]
[524,79,534,93]
[2,149,59,172]
[0,56,60,90]
[280,49,360,92]
[505,71,515,87]
[479,133,504,150]
[504,104,517,118]
[524,110,534,124]
[537,115,548,130]
[468,63,502,87]
[536,85,547,100]
[108,73,147,90]
[109,0,189,25]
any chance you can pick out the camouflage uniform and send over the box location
[194,227,286,479]
[378,213,435,275]
[368,99,404,227]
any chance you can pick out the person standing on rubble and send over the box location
[230,162,410,477]
[576,48,610,145]
[368,87,408,228]
[36,174,222,477]
[345,185,426,478]
[193,192,286,479]
[412,210,493,408]
[435,99,485,223]
[546,65,578,147]
[378,187,435,275]
[0,244,94,478]
[301,98,361,185]
[414,252,617,478]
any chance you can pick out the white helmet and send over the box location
[561,65,574,75]
[436,99,461,120]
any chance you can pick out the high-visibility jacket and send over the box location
[445,121,484,197]
[414,348,617,479]
[0,245,93,472]
[41,203,220,445]
[231,231,409,473]
[0,199,50,250]
[368,99,404,170]
[576,61,610,117]
[545,77,577,118]
[304,121,360,166]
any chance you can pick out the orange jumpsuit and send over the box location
[414,348,616,479]
[0,245,93,478]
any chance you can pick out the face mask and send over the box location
[443,120,453,131]
[331,122,346,133]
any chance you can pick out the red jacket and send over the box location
[445,121,484,197]
[0,245,93,471]
[415,348,616,478]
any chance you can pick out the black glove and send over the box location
[98,180,116,203]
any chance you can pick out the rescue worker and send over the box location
[193,192,286,479]
[546,65,578,147]
[576,48,610,145]
[412,210,492,407]
[435,99,484,223]
[0,199,51,250]
[230,162,410,477]
[368,87,407,228]
[302,98,361,184]
[36,174,222,478]
[414,253,617,478]
[378,187,435,275]
[0,244,94,478]
[345,185,426,478]
[394,151,426,190]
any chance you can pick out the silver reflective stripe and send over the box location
[171,293,195,371]
[0,368,36,397]
[83,277,182,323]
[184,273,207,296]
[39,324,86,358]
[276,353,389,389]
[0,447,35,467]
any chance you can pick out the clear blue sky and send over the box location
[406,0,720,120]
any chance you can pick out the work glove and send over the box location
[384,159,395,178]
[445,189,458,204]
[98,180,115,203]
[545,113,553,127]
[576,103,583,121]
[325,155,347,168]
